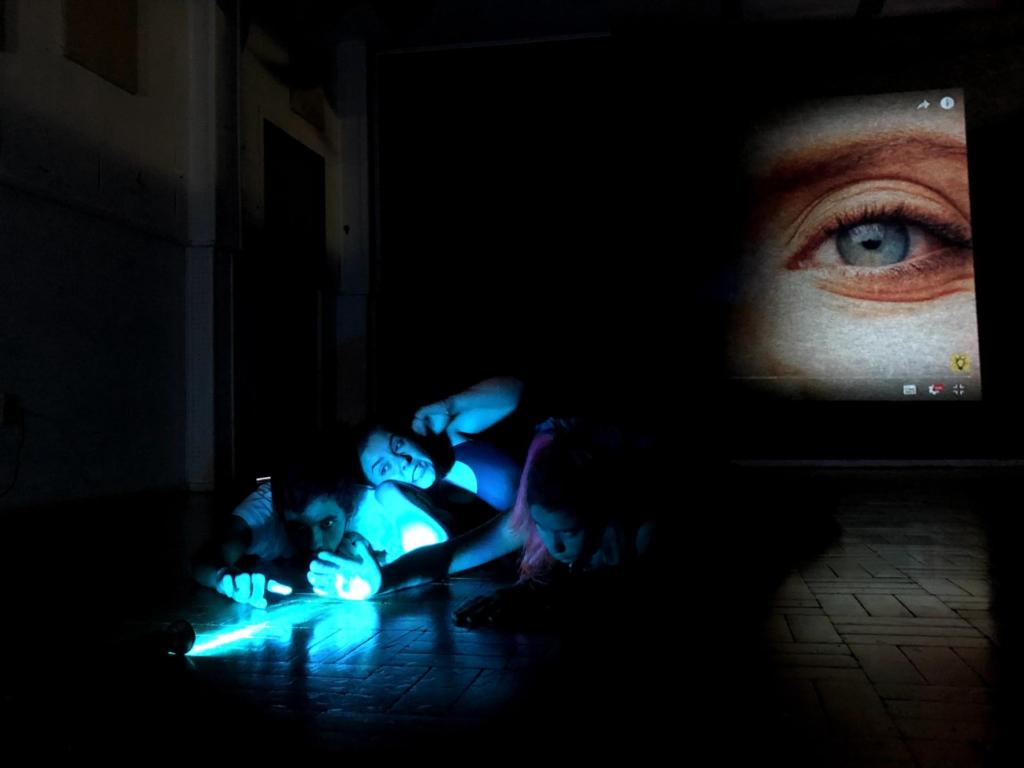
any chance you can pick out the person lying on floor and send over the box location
[351,375,526,518]
[190,433,360,608]
[302,375,537,599]
[192,376,527,606]
[307,418,661,627]
[451,419,660,627]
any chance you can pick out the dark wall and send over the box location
[0,1,195,508]
[376,38,678,423]
[0,186,186,503]
[375,13,1024,460]
[234,120,328,483]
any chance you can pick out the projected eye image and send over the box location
[728,89,981,400]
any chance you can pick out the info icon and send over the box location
[940,96,956,110]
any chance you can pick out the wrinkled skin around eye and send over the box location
[729,94,981,397]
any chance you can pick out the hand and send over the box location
[411,398,452,437]
[307,538,382,600]
[216,570,269,609]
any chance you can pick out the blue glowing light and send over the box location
[400,521,443,552]
[189,598,382,657]
[334,573,372,600]
[267,580,293,596]
[308,600,380,650]
[190,600,323,655]
[190,622,270,655]
[321,539,382,600]
[349,490,449,564]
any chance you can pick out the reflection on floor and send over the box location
[3,469,1021,765]
[183,577,564,755]
[765,486,998,768]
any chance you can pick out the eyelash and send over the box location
[833,202,969,251]
[788,201,973,301]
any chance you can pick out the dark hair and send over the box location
[270,426,366,520]
[512,419,639,580]
[525,433,606,519]
[270,411,457,523]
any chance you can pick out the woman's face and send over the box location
[529,503,598,566]
[359,429,437,489]
[730,90,980,399]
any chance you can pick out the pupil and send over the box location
[837,221,909,266]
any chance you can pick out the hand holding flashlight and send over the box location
[307,537,382,600]
[216,569,292,609]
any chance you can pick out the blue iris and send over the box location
[836,221,909,266]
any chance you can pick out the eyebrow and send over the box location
[755,133,967,198]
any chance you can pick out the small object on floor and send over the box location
[161,619,197,655]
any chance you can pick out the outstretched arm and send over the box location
[191,485,291,608]
[191,515,252,590]
[380,509,524,592]
[454,519,664,629]
[307,509,525,599]
[412,377,523,445]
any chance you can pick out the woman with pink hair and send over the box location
[510,422,654,578]
[452,419,659,627]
